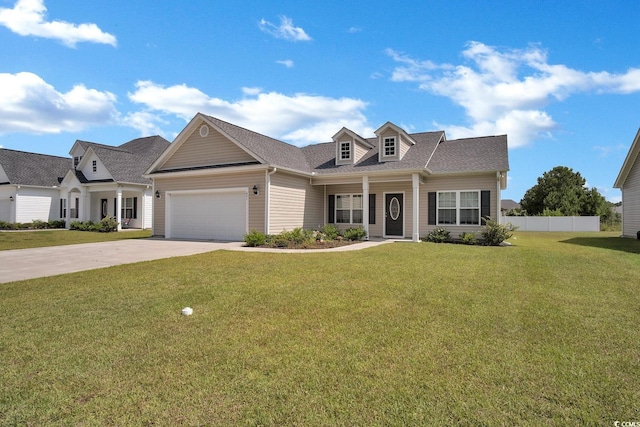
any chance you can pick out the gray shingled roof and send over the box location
[204,115,312,172]
[426,135,509,173]
[302,131,445,174]
[191,115,509,176]
[0,148,70,187]
[78,136,170,184]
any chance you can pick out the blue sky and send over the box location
[1,0,639,203]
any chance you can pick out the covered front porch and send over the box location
[60,182,153,230]
[317,172,423,242]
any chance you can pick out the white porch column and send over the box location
[79,188,88,222]
[412,173,420,242]
[362,175,369,239]
[116,187,123,231]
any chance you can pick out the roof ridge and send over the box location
[206,114,298,149]
[0,147,69,160]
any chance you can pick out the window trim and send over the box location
[339,141,351,161]
[383,136,396,157]
[436,190,481,226]
[121,197,137,219]
[335,193,363,224]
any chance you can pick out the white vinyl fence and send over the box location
[502,216,600,232]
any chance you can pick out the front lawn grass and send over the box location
[0,229,151,251]
[1,232,639,425]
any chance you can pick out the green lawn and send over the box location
[0,229,151,251]
[1,232,639,425]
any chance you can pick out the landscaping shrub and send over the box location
[343,225,367,241]
[48,219,66,229]
[31,219,48,229]
[244,230,267,247]
[100,216,119,232]
[69,216,118,233]
[322,224,341,241]
[422,228,451,243]
[0,220,14,230]
[481,217,518,246]
[460,231,478,245]
[280,227,313,245]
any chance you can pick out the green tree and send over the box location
[520,166,608,216]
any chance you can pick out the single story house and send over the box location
[145,113,509,242]
[614,127,640,238]
[0,136,170,229]
[501,199,521,215]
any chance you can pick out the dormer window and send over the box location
[340,141,351,161]
[92,160,97,172]
[383,137,396,157]
[73,156,81,167]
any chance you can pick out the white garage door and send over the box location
[168,190,247,240]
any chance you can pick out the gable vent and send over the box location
[199,125,210,137]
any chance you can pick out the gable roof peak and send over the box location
[374,121,417,145]
[331,127,373,148]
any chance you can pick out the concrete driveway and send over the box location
[0,238,392,284]
[0,239,244,284]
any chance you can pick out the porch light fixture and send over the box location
[155,190,160,198]
[253,185,259,195]
[9,196,13,201]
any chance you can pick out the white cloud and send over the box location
[277,59,294,68]
[259,16,311,42]
[0,0,116,47]
[348,27,362,33]
[0,72,118,135]
[387,42,640,147]
[121,111,168,137]
[127,81,372,146]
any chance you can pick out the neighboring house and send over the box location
[145,113,509,242]
[0,150,70,224]
[501,199,521,215]
[0,136,170,229]
[614,127,640,238]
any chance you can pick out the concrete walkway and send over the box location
[0,238,393,283]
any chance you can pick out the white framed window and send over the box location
[340,141,351,160]
[335,194,363,224]
[383,137,396,157]
[459,191,480,225]
[121,197,136,219]
[60,199,67,218]
[92,160,97,172]
[437,190,480,225]
[73,156,80,167]
[70,197,79,219]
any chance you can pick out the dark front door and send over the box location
[385,193,403,236]
[101,199,108,219]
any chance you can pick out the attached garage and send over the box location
[166,188,248,240]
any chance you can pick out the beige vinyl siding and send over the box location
[421,173,498,237]
[159,127,256,171]
[399,135,411,159]
[269,172,324,233]
[152,171,265,237]
[622,158,640,237]
[354,141,370,162]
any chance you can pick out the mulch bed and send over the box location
[252,240,361,250]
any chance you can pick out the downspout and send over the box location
[265,167,277,234]
[496,171,502,225]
